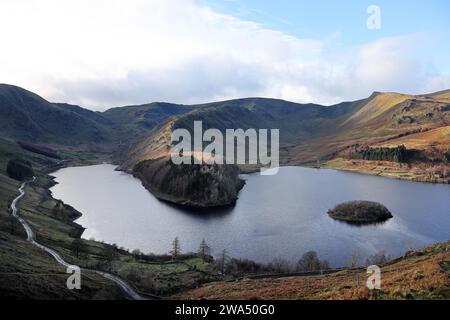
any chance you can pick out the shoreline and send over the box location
[318,158,450,185]
[50,160,449,258]
[15,158,189,299]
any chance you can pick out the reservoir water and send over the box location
[50,164,450,267]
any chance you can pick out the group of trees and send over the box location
[168,237,212,261]
[297,251,330,271]
[6,158,34,181]
[346,145,408,163]
[17,141,60,159]
[166,238,391,275]
[263,251,330,274]
[67,235,392,277]
[365,251,391,266]
[167,237,332,275]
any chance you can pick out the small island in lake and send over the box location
[328,200,393,224]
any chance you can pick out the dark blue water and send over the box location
[50,164,450,267]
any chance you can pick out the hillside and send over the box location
[0,138,219,298]
[116,97,358,170]
[118,90,449,177]
[174,241,450,300]
[103,102,196,141]
[425,89,450,102]
[1,83,447,171]
[343,92,412,125]
[0,84,114,148]
[0,138,122,298]
[0,85,196,152]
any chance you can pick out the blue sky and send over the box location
[0,0,449,109]
[200,0,449,42]
[201,0,450,71]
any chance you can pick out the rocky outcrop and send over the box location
[133,157,245,208]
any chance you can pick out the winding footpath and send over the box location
[11,177,145,300]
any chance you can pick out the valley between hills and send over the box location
[0,83,449,299]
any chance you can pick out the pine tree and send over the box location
[170,237,181,260]
[198,238,211,260]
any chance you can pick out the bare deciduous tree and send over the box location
[348,250,360,287]
[270,257,291,274]
[348,251,359,268]
[297,251,330,272]
[217,249,230,275]
[131,249,143,259]
[103,243,119,270]
[365,251,391,266]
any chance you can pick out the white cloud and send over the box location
[0,0,448,110]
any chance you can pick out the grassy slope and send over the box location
[0,139,123,299]
[0,139,219,299]
[344,92,411,125]
[174,241,450,300]
[102,102,196,141]
[0,84,114,149]
[426,89,450,102]
[296,93,450,183]
[377,126,450,150]
[117,98,345,170]
[320,125,450,184]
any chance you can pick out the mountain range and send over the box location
[1,83,449,206]
[2,84,448,156]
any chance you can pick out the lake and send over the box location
[50,164,450,267]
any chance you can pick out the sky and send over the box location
[0,0,449,110]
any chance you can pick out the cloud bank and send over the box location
[0,0,449,110]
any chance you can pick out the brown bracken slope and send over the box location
[174,241,450,300]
